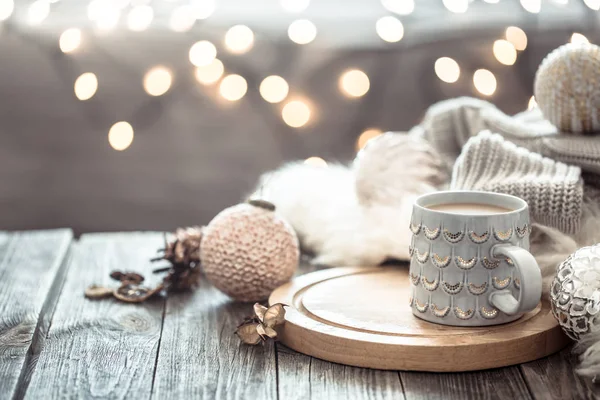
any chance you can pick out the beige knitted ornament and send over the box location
[534,43,600,134]
[201,201,299,302]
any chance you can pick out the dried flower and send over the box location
[235,303,287,345]
[113,283,163,303]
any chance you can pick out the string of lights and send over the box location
[0,0,595,161]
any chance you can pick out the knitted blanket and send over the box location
[410,97,600,234]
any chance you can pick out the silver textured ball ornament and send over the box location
[551,244,600,340]
[201,201,300,302]
[534,43,600,134]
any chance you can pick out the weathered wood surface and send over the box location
[277,344,405,400]
[151,276,278,399]
[520,348,597,400]
[1,232,598,399]
[0,229,72,400]
[24,233,165,400]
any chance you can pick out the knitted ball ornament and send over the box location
[534,43,600,134]
[201,202,299,302]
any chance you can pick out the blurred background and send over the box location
[0,0,598,234]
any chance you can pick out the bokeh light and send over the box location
[304,157,327,167]
[0,0,14,21]
[225,25,254,54]
[528,96,537,110]
[505,26,527,51]
[170,5,196,32]
[356,128,383,151]
[28,0,50,25]
[287,19,317,45]
[108,121,134,151]
[339,70,370,98]
[143,66,173,97]
[493,40,517,65]
[219,74,248,101]
[95,6,120,31]
[195,58,224,85]
[59,28,82,53]
[282,100,311,128]
[191,0,215,19]
[520,0,541,13]
[280,0,310,13]
[189,40,217,67]
[473,69,497,96]
[571,33,589,44]
[381,0,414,15]
[434,57,460,83]
[442,0,468,13]
[375,16,404,43]
[127,5,153,32]
[259,75,289,103]
[74,72,98,101]
[483,0,500,3]
[584,0,600,10]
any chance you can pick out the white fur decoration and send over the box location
[250,133,446,267]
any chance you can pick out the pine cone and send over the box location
[153,226,204,291]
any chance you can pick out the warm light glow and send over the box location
[191,0,215,19]
[95,5,120,31]
[339,70,370,98]
[493,40,517,66]
[224,25,254,54]
[143,66,173,96]
[356,128,383,151]
[442,0,468,13]
[59,28,82,53]
[287,19,317,45]
[381,0,414,15]
[280,0,310,13]
[259,75,289,103]
[219,74,247,101]
[434,57,460,83]
[505,26,527,51]
[108,121,134,151]
[74,72,98,101]
[282,100,311,128]
[528,96,537,110]
[0,0,14,21]
[571,32,589,44]
[584,0,600,10]
[189,40,217,67]
[375,16,404,43]
[304,157,327,167]
[473,69,497,96]
[520,0,541,13]
[28,0,50,25]
[127,5,153,32]
[170,5,195,32]
[194,58,224,85]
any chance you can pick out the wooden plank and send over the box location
[151,275,277,399]
[0,229,73,399]
[399,368,532,400]
[24,233,165,399]
[277,344,405,400]
[520,347,596,399]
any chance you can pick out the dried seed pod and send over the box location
[247,199,276,211]
[85,285,114,299]
[110,271,145,284]
[113,283,162,303]
[235,322,263,345]
[256,324,278,340]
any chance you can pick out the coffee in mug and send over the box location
[409,191,542,326]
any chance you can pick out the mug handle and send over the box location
[488,244,542,315]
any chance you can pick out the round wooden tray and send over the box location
[269,266,570,372]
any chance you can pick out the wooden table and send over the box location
[1,230,597,399]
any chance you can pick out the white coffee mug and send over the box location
[409,191,542,326]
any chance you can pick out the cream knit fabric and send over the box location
[451,131,583,233]
[410,97,600,234]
